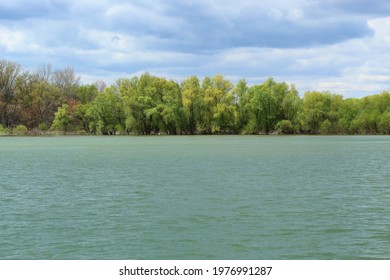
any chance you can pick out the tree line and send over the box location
[1,60,390,135]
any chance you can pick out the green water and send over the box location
[1,136,389,259]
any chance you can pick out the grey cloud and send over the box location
[97,0,374,52]
[1,0,390,97]
[0,0,68,20]
[1,0,375,53]
[326,0,390,15]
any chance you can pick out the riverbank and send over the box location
[1,128,389,137]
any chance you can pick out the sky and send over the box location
[1,0,390,98]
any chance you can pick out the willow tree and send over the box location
[87,86,124,135]
[197,75,234,134]
[181,75,201,134]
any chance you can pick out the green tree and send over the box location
[119,77,141,134]
[338,98,360,134]
[378,110,390,134]
[351,109,381,134]
[197,75,234,133]
[75,84,98,104]
[29,81,63,128]
[281,84,301,127]
[5,58,390,136]
[245,78,280,134]
[298,91,326,133]
[159,80,185,134]
[87,87,124,134]
[298,91,342,134]
[121,74,186,134]
[74,103,94,134]
[51,104,72,132]
[181,76,201,134]
[233,79,250,132]
[275,119,294,134]
[121,74,164,134]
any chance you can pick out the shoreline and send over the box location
[1,131,389,137]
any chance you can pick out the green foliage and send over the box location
[351,110,381,134]
[233,79,249,131]
[320,120,332,135]
[3,59,390,136]
[13,124,28,135]
[87,87,124,135]
[51,104,71,132]
[200,75,235,134]
[240,78,293,134]
[275,120,294,134]
[337,98,360,133]
[181,76,201,134]
[0,124,12,135]
[38,122,49,131]
[75,85,98,104]
[378,111,390,134]
[298,91,343,134]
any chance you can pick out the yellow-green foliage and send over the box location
[0,125,12,135]
[2,59,390,135]
[13,125,28,135]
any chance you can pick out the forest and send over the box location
[1,60,390,135]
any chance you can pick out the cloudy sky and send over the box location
[1,0,390,97]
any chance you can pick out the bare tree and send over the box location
[0,60,22,126]
[34,64,53,83]
[93,80,107,92]
[0,60,21,102]
[53,66,81,99]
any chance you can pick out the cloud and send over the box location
[1,0,390,97]
[330,0,390,15]
[1,0,374,53]
[0,0,68,20]
[134,0,373,51]
[0,24,41,53]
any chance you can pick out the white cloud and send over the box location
[286,9,304,21]
[268,9,284,21]
[82,29,138,52]
[0,25,40,53]
[191,15,390,98]
[0,26,25,51]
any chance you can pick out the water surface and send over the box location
[1,136,389,259]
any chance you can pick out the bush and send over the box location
[320,120,332,135]
[275,120,294,134]
[13,125,29,135]
[378,111,390,134]
[0,124,12,135]
[115,124,126,135]
[38,122,49,131]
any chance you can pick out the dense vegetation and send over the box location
[1,60,390,135]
